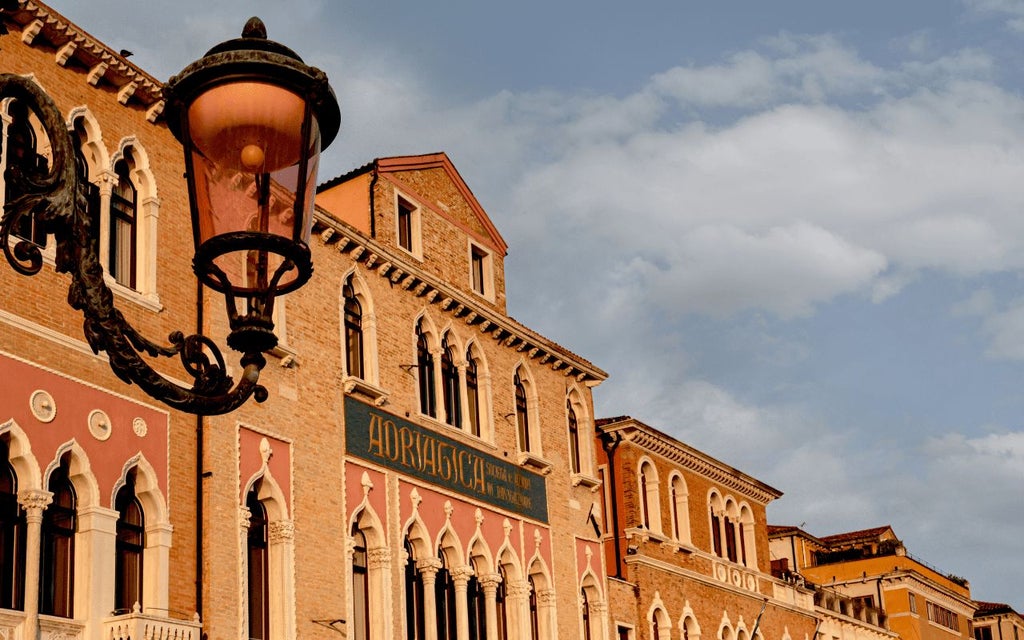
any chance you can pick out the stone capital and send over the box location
[367,547,392,570]
[268,519,295,544]
[18,489,52,515]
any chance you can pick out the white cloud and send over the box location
[963,0,1024,33]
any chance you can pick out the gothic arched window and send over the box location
[114,471,145,612]
[40,456,75,618]
[247,482,270,640]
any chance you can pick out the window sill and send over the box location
[343,376,388,406]
[106,276,163,312]
[517,451,553,475]
[269,342,299,367]
[571,472,602,490]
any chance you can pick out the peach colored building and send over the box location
[769,526,976,640]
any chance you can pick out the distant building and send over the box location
[594,416,822,640]
[973,602,1024,640]
[769,525,976,640]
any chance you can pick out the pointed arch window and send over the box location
[441,336,461,429]
[515,372,530,452]
[344,277,364,379]
[0,439,25,611]
[114,470,145,612]
[581,588,593,640]
[567,400,581,474]
[467,561,486,640]
[110,155,137,288]
[72,119,101,232]
[404,538,425,640]
[247,482,270,640]
[466,351,481,437]
[351,525,369,640]
[417,323,437,418]
[5,100,49,246]
[435,549,456,640]
[495,566,509,640]
[528,576,540,640]
[40,456,75,618]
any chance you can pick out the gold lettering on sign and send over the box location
[365,411,515,504]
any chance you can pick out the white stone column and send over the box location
[238,505,251,640]
[451,566,473,640]
[431,348,445,422]
[591,599,609,640]
[76,505,119,640]
[268,519,296,640]
[143,521,174,616]
[97,172,114,271]
[366,547,392,640]
[417,559,441,640]
[138,195,161,300]
[19,489,52,640]
[537,588,557,640]
[456,362,470,432]
[479,573,501,640]
[507,580,532,639]
[716,510,728,558]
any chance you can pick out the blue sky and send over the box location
[51,0,1024,607]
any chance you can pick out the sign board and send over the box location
[345,398,548,522]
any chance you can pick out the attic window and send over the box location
[396,195,421,258]
[469,242,492,299]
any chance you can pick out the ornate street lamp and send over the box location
[0,18,340,415]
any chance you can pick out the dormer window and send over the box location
[396,195,422,258]
[469,241,493,300]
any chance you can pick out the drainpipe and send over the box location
[600,430,623,579]
[195,279,206,638]
[368,162,378,238]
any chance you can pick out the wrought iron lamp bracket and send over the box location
[0,73,268,415]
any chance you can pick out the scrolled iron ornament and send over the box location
[1,73,268,415]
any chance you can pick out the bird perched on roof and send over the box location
[120,49,133,58]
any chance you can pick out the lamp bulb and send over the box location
[240,144,266,171]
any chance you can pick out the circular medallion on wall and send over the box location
[132,417,148,437]
[88,409,112,441]
[29,390,57,423]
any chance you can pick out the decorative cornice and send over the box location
[604,420,781,504]
[7,1,164,112]
[313,214,607,385]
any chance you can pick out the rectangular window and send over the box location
[398,199,413,251]
[927,602,960,632]
[396,196,422,257]
[975,627,994,640]
[909,593,917,614]
[469,242,493,299]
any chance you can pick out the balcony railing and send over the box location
[103,608,202,640]
[812,586,888,629]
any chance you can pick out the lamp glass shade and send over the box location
[187,80,320,296]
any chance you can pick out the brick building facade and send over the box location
[2,4,1017,640]
[2,4,611,640]
[593,416,822,640]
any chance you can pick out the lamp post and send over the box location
[0,18,340,415]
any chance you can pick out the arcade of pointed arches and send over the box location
[343,481,605,640]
